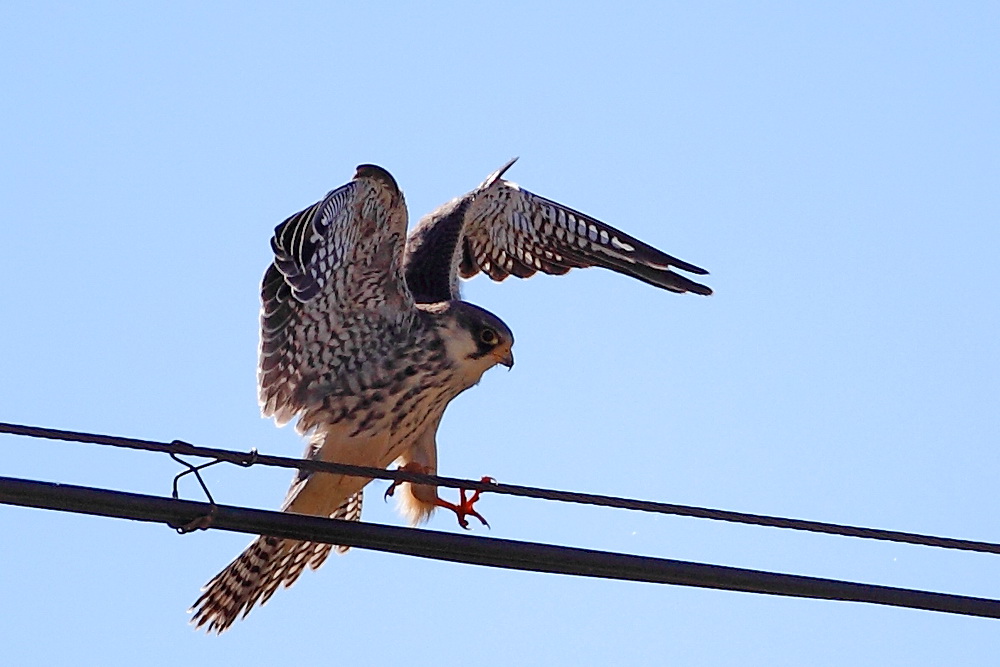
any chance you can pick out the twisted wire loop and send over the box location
[166,442,256,532]
[168,445,222,533]
[3,421,1000,556]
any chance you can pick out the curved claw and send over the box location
[384,476,402,501]
[384,462,430,501]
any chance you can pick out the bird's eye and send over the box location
[480,328,499,345]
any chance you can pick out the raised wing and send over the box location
[461,159,712,295]
[259,164,413,426]
[403,159,711,303]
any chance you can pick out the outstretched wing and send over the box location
[259,164,413,426]
[403,159,711,303]
[462,159,712,295]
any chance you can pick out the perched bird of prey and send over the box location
[190,159,711,633]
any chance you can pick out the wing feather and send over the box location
[459,161,712,295]
[404,160,712,302]
[258,165,414,426]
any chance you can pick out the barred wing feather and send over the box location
[459,161,712,296]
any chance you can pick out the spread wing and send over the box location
[403,159,711,303]
[259,164,413,426]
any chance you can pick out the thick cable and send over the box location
[2,475,998,620]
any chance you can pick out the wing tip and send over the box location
[663,271,713,296]
[688,282,713,296]
[498,156,519,175]
[478,157,520,191]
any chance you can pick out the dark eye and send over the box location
[480,328,499,345]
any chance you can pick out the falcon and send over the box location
[190,159,711,633]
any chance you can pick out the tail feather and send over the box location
[330,488,363,554]
[190,534,285,633]
[190,490,364,633]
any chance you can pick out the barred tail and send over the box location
[190,491,363,633]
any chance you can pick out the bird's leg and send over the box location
[435,477,494,530]
[384,465,494,529]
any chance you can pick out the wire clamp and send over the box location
[238,447,259,468]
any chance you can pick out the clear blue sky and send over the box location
[2,2,998,664]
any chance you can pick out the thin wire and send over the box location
[169,453,219,504]
[168,452,221,533]
[3,420,1000,555]
[2,474,999,620]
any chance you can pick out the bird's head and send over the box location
[429,301,514,388]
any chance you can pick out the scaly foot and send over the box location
[435,477,495,529]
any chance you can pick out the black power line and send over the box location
[2,474,999,620]
[3,421,1000,556]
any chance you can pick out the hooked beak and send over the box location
[494,348,514,369]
